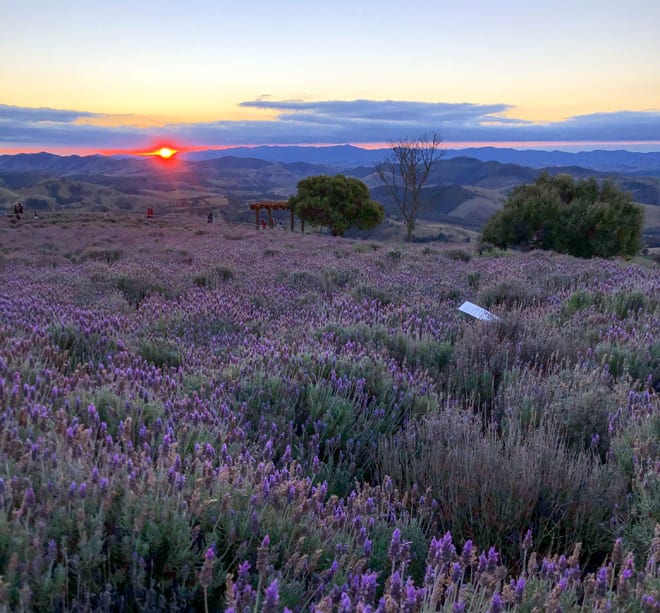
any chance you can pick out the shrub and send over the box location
[352,284,394,305]
[497,362,621,453]
[48,324,118,369]
[478,278,545,309]
[79,248,122,264]
[605,290,649,319]
[322,267,354,289]
[139,339,181,368]
[114,275,168,307]
[444,248,472,262]
[466,271,481,289]
[386,248,402,262]
[378,408,628,563]
[214,265,235,281]
[193,273,210,287]
[562,289,597,317]
[481,174,644,258]
[597,341,660,386]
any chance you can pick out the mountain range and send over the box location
[181,145,660,175]
[1,147,658,243]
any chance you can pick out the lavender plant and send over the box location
[0,218,658,610]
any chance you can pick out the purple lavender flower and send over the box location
[199,547,214,589]
[512,577,525,603]
[389,528,401,562]
[389,571,402,604]
[595,565,609,598]
[338,591,351,613]
[237,560,250,582]
[487,546,499,570]
[439,530,456,563]
[621,556,634,581]
[24,486,36,508]
[262,579,279,613]
[403,578,425,610]
[477,551,488,573]
[175,473,185,491]
[541,558,557,578]
[451,562,462,584]
[363,538,372,557]
[461,539,474,566]
[256,535,270,576]
[47,539,58,564]
[359,571,378,602]
[488,592,503,613]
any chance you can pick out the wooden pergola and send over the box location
[248,200,304,232]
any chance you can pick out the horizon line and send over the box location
[2,140,660,157]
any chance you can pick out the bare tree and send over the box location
[375,131,444,241]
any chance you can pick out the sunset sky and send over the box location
[2,0,659,154]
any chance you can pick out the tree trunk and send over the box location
[405,218,415,242]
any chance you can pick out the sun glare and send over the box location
[157,147,176,159]
[137,145,180,161]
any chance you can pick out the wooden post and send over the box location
[255,208,259,229]
[267,208,273,228]
[290,207,294,232]
[301,219,305,233]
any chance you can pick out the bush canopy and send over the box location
[481,174,644,258]
[289,174,384,236]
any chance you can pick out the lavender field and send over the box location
[0,215,658,612]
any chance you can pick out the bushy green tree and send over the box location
[481,174,644,258]
[289,174,384,236]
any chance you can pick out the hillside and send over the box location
[1,151,658,243]
[0,216,658,610]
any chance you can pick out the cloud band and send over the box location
[1,100,659,151]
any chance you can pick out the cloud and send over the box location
[239,99,516,124]
[0,104,145,148]
[1,100,659,152]
[0,104,99,123]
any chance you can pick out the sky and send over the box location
[1,0,660,155]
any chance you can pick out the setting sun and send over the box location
[157,147,176,159]
[133,144,183,164]
[136,145,181,160]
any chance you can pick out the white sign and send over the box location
[458,301,499,321]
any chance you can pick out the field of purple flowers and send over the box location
[0,215,658,611]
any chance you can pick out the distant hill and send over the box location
[179,145,660,175]
[182,145,389,167]
[0,152,151,175]
[450,147,660,175]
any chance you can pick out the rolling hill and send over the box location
[1,150,658,242]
